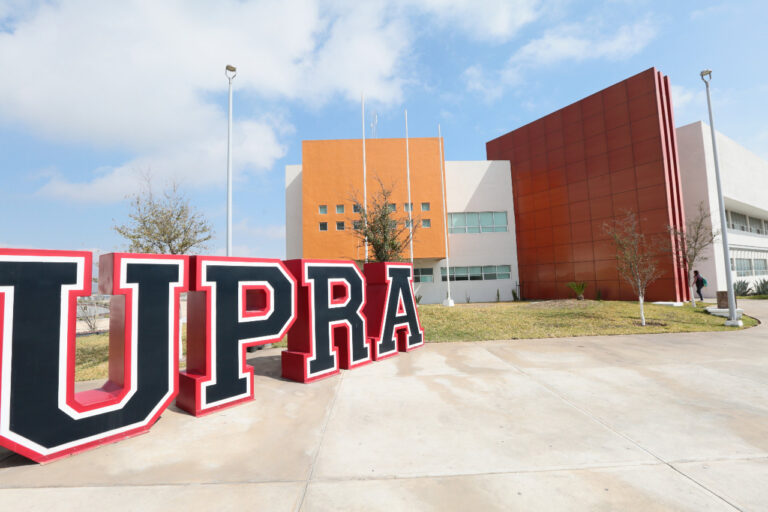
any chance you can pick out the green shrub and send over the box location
[567,281,587,300]
[753,279,768,295]
[734,280,751,296]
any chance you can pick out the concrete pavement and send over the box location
[1,300,767,511]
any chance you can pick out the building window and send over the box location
[735,258,752,276]
[754,259,768,276]
[353,220,362,230]
[448,211,507,233]
[336,204,345,214]
[405,219,413,228]
[414,268,433,283]
[319,205,327,214]
[749,217,764,234]
[388,203,396,212]
[421,202,430,212]
[336,221,345,231]
[440,265,512,281]
[422,219,431,228]
[353,204,361,213]
[730,212,748,231]
[319,222,328,231]
[404,203,413,212]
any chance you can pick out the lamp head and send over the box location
[700,69,712,83]
[225,65,237,80]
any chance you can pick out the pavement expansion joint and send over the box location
[295,370,345,512]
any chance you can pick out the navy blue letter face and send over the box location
[377,264,424,357]
[178,258,296,416]
[0,251,186,463]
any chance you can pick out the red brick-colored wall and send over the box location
[486,68,688,302]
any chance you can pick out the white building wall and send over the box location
[677,122,768,296]
[285,164,303,260]
[413,161,519,304]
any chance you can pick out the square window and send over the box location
[319,222,328,231]
[421,202,430,212]
[336,204,344,214]
[353,220,362,230]
[422,219,431,228]
[389,203,396,212]
[353,204,361,213]
[405,219,413,228]
[319,205,327,214]
[404,202,413,212]
[336,221,345,231]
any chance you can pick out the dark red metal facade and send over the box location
[486,68,689,302]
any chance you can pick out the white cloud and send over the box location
[465,17,659,101]
[409,0,541,43]
[0,0,415,202]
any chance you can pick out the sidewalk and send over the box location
[2,301,767,511]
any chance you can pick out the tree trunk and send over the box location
[688,271,696,307]
[639,294,646,326]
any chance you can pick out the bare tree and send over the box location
[668,201,719,306]
[114,175,213,255]
[604,211,667,326]
[350,176,419,262]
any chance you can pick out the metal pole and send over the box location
[362,95,368,263]
[438,124,453,306]
[701,70,740,326]
[405,109,414,264]
[225,65,237,257]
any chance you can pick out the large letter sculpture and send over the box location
[364,262,424,359]
[0,250,187,463]
[178,257,296,416]
[281,260,372,382]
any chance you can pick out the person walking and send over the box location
[693,270,705,301]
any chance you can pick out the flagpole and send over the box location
[405,109,414,264]
[362,95,368,263]
[438,124,453,306]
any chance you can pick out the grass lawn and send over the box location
[740,295,768,300]
[419,299,758,342]
[74,299,758,381]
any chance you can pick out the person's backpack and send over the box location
[702,277,708,287]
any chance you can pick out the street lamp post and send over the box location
[700,69,741,327]
[225,64,237,257]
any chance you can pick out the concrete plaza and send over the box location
[1,301,767,511]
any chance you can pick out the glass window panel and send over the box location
[404,203,412,212]
[479,212,494,226]
[492,226,506,232]
[493,212,507,226]
[448,227,463,234]
[497,272,511,280]
[754,259,768,275]
[455,267,468,281]
[465,213,479,227]
[749,217,763,234]
[319,222,328,231]
[388,203,396,212]
[451,213,465,227]
[422,219,431,228]
[466,226,481,233]
[421,202,430,211]
[336,221,345,231]
[481,226,495,233]
[735,258,752,276]
[336,204,344,214]
[353,220,362,230]
[319,205,327,214]
[498,265,511,273]
[731,212,748,231]
[353,204,361,213]
[469,266,482,281]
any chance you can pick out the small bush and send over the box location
[496,289,501,302]
[734,280,751,296]
[753,278,768,295]
[596,289,603,301]
[512,289,519,301]
[567,281,587,300]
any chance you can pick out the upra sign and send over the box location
[0,249,424,463]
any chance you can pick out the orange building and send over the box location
[289,137,447,261]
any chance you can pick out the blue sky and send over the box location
[1,0,766,259]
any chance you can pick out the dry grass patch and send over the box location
[419,300,758,342]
